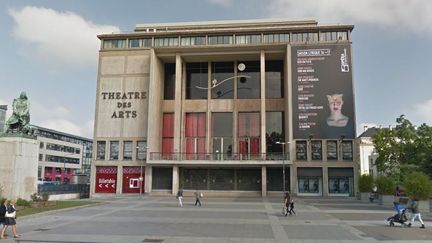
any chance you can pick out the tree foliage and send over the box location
[375,175,395,195]
[373,115,432,181]
[403,172,432,200]
[358,174,374,192]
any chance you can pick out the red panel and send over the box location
[95,166,117,193]
[238,113,246,137]
[250,137,260,155]
[162,138,174,159]
[250,113,260,137]
[185,113,195,137]
[197,113,206,137]
[122,166,145,193]
[197,138,206,159]
[163,113,174,137]
[239,139,247,157]
[185,138,195,160]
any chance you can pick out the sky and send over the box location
[1,0,431,138]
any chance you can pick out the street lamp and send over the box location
[136,145,148,199]
[276,141,290,193]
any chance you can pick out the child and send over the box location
[288,199,296,215]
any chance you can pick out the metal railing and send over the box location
[149,152,289,161]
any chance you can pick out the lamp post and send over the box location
[136,145,148,199]
[276,141,290,193]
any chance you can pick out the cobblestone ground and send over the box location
[4,196,432,243]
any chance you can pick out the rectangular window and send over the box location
[265,60,284,98]
[154,37,178,47]
[320,31,347,41]
[211,62,234,99]
[237,61,260,99]
[238,112,260,159]
[266,112,284,159]
[327,140,338,160]
[123,141,132,160]
[212,113,233,160]
[292,32,317,43]
[185,113,206,160]
[39,154,43,161]
[208,35,233,45]
[137,141,147,160]
[164,63,176,100]
[342,141,353,160]
[186,62,208,99]
[296,141,307,160]
[40,142,44,149]
[180,36,206,46]
[235,34,261,44]
[110,141,119,160]
[129,38,152,48]
[103,39,126,49]
[263,33,289,43]
[311,141,322,160]
[162,113,174,159]
[96,141,106,160]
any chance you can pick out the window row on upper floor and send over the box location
[102,31,349,49]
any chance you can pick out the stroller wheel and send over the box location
[389,222,394,227]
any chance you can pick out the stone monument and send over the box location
[0,92,38,200]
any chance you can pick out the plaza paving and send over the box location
[3,196,432,243]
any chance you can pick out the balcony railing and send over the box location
[149,152,289,161]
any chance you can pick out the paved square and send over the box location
[5,196,431,243]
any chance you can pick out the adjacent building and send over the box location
[35,126,93,183]
[91,19,359,197]
[0,105,6,133]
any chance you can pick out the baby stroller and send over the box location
[387,202,408,227]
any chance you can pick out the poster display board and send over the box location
[292,44,355,139]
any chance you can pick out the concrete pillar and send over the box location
[174,54,183,158]
[116,165,123,195]
[260,50,266,159]
[291,165,297,195]
[144,165,152,193]
[172,165,179,195]
[322,166,329,197]
[261,165,267,197]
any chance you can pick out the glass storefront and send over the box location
[297,167,322,196]
[328,168,354,196]
[266,167,290,191]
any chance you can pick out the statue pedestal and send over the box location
[0,136,38,200]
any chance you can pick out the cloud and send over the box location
[268,0,432,36]
[9,6,120,66]
[208,0,233,7]
[411,99,432,125]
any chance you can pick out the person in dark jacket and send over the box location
[408,198,425,228]
[0,199,6,239]
[1,199,20,239]
[283,192,291,216]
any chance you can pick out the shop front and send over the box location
[95,166,117,193]
[297,167,322,196]
[122,166,145,193]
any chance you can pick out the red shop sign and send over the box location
[95,166,117,193]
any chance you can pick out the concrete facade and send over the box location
[91,19,359,198]
[0,136,38,200]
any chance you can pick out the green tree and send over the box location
[373,115,432,180]
[358,174,374,192]
[403,172,432,200]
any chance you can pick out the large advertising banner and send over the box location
[292,44,355,139]
[95,166,117,193]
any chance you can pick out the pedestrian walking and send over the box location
[176,189,184,207]
[407,198,425,229]
[0,199,20,239]
[194,190,202,206]
[283,192,291,216]
[0,199,6,239]
[287,198,296,215]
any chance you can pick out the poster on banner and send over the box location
[292,44,355,139]
[95,166,117,193]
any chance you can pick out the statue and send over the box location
[5,92,35,136]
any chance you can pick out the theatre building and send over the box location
[90,19,358,197]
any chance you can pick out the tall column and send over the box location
[174,54,183,158]
[261,165,267,197]
[116,165,123,195]
[144,165,152,193]
[172,165,179,195]
[260,50,266,159]
[322,166,329,197]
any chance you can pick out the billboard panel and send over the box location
[292,44,355,139]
